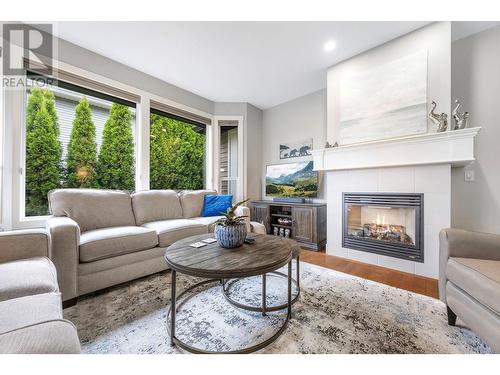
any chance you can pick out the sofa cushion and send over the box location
[142,219,207,247]
[78,246,167,276]
[0,257,58,302]
[0,319,81,354]
[0,293,62,334]
[131,190,183,226]
[446,257,500,313]
[48,189,136,232]
[191,216,224,233]
[179,190,217,218]
[79,226,159,263]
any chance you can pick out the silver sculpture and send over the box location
[325,141,339,148]
[428,101,448,132]
[452,99,470,130]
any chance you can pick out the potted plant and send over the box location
[214,199,249,248]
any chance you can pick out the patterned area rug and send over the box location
[64,262,491,354]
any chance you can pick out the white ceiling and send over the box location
[56,22,433,109]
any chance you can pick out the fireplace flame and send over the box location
[376,213,389,226]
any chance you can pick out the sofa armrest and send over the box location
[439,228,500,301]
[46,217,80,302]
[440,228,500,260]
[234,206,251,232]
[0,319,81,354]
[0,229,50,263]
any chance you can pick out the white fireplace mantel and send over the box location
[312,127,481,171]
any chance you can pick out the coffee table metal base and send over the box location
[167,261,293,354]
[221,257,300,315]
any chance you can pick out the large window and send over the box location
[24,77,136,216]
[2,61,216,229]
[150,109,206,190]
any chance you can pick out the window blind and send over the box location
[150,99,212,126]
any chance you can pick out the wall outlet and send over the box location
[464,170,475,182]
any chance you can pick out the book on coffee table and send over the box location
[189,242,207,248]
[202,238,217,244]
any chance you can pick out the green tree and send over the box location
[26,88,58,126]
[150,114,205,190]
[65,97,98,188]
[25,88,62,216]
[96,103,135,190]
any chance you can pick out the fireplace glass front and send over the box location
[343,193,423,262]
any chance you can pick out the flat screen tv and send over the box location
[266,161,318,198]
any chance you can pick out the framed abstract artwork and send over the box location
[339,50,428,145]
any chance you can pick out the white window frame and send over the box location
[213,115,245,201]
[2,57,214,229]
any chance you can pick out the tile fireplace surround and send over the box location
[312,128,480,278]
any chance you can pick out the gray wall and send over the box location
[451,26,500,234]
[246,103,263,201]
[261,89,327,201]
[213,102,248,116]
[58,38,214,114]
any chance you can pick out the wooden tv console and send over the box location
[250,200,327,251]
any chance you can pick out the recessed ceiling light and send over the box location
[323,40,337,52]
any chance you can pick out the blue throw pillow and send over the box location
[202,195,233,217]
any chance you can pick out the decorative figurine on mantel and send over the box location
[325,141,339,148]
[452,99,470,130]
[428,101,448,132]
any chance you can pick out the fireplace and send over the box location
[342,193,424,262]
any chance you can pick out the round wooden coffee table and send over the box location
[165,233,301,354]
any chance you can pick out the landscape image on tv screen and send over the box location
[266,161,318,197]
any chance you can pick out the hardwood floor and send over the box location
[300,249,439,299]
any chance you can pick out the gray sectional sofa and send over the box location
[0,229,81,353]
[46,189,258,304]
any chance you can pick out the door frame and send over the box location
[213,115,245,201]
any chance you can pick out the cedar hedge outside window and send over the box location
[149,108,206,191]
[24,75,137,216]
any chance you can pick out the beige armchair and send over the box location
[439,228,500,353]
[0,229,80,353]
